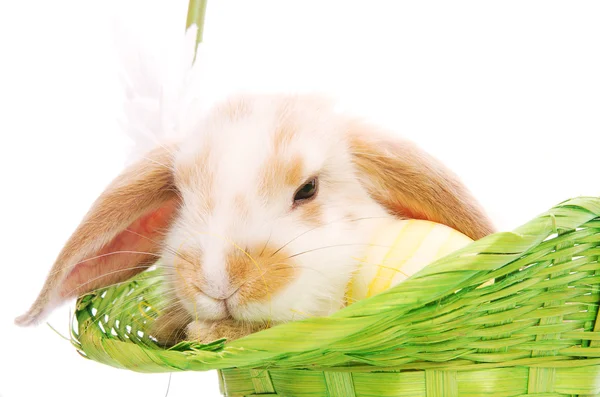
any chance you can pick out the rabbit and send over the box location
[15,94,495,345]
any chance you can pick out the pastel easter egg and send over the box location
[347,219,473,303]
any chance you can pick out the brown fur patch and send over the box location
[226,245,297,306]
[286,156,304,186]
[16,147,179,326]
[347,123,495,240]
[150,302,192,346]
[185,318,268,343]
[300,201,323,226]
[259,155,305,199]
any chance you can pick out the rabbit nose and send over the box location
[196,281,238,301]
[203,289,236,301]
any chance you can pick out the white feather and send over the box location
[112,21,211,161]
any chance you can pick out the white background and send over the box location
[1,1,599,396]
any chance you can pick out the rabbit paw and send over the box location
[185,319,268,343]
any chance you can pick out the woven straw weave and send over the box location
[71,197,600,396]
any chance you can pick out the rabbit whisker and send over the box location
[270,215,388,258]
[286,243,393,260]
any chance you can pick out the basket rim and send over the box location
[70,196,600,373]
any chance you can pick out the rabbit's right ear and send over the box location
[347,121,494,240]
[16,147,180,326]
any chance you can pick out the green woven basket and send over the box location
[70,196,600,396]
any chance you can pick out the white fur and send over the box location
[115,25,394,327]
[158,95,392,325]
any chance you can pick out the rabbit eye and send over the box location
[293,177,318,203]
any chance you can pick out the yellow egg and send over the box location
[346,219,473,303]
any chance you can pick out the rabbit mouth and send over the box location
[186,285,245,321]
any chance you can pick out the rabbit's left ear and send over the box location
[347,122,494,240]
[15,147,180,326]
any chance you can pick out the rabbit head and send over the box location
[16,94,494,333]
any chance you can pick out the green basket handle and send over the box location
[186,0,208,59]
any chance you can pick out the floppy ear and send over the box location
[16,147,180,326]
[348,122,494,240]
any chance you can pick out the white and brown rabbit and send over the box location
[15,93,494,344]
[15,29,494,345]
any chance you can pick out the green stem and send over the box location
[186,0,208,48]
